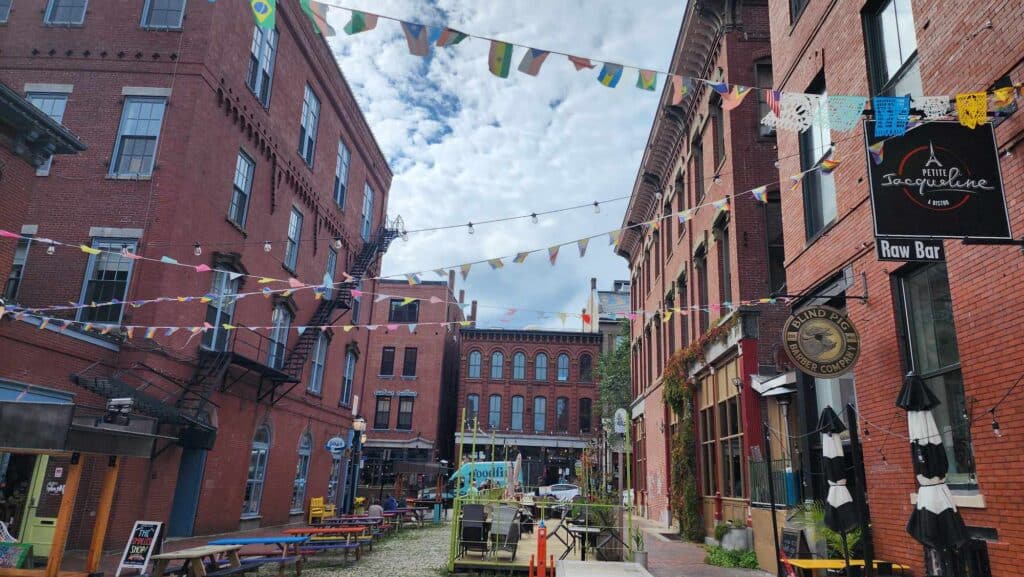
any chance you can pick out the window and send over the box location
[693,138,705,201]
[326,456,342,506]
[402,347,418,378]
[511,396,524,431]
[110,97,166,177]
[717,224,733,305]
[710,96,725,168]
[341,351,355,405]
[397,397,414,430]
[202,270,239,351]
[755,60,775,136]
[45,0,87,25]
[77,239,137,323]
[897,263,976,489]
[468,351,482,379]
[718,395,744,498]
[229,151,255,227]
[334,141,350,206]
[466,394,480,425]
[27,93,68,175]
[700,407,716,496]
[307,333,328,395]
[488,395,502,429]
[388,299,420,323]
[766,195,786,293]
[284,208,302,271]
[298,85,320,166]
[0,0,10,23]
[4,238,31,302]
[579,398,593,433]
[556,397,569,432]
[243,425,271,516]
[533,397,547,433]
[351,280,362,323]
[790,0,808,23]
[324,247,337,300]
[374,395,391,429]
[675,174,686,236]
[535,353,548,381]
[579,354,593,383]
[696,248,709,334]
[800,74,836,239]
[267,304,292,370]
[290,432,312,513]
[557,353,570,381]
[247,26,278,107]
[379,347,395,376]
[865,0,921,97]
[142,0,185,29]
[361,184,374,241]
[512,353,526,380]
[490,352,504,380]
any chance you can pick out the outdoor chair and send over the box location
[307,496,335,525]
[0,521,16,543]
[490,505,521,560]
[459,504,489,558]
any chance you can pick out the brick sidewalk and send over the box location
[638,521,771,577]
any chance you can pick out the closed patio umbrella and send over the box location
[896,373,968,551]
[818,406,858,576]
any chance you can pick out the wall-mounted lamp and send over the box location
[732,377,744,393]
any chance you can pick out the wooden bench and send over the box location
[297,542,362,561]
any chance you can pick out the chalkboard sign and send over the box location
[781,528,809,559]
[116,521,163,577]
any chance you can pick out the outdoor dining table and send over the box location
[206,537,307,577]
[150,544,243,577]
[563,524,602,561]
[392,507,430,526]
[283,526,368,539]
[783,558,911,576]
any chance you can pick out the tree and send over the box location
[597,320,631,420]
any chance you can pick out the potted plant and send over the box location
[714,520,751,551]
[631,529,648,568]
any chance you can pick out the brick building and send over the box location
[455,329,602,486]
[616,0,789,535]
[585,277,631,355]
[0,0,394,555]
[765,0,1024,575]
[357,275,468,493]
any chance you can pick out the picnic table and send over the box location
[207,537,307,577]
[283,527,368,560]
[151,545,243,577]
[784,559,911,576]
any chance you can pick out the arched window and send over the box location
[556,397,569,432]
[511,396,524,431]
[290,431,313,513]
[243,425,271,516]
[468,350,482,378]
[512,352,526,380]
[579,398,593,433]
[579,353,593,383]
[488,394,502,429]
[557,353,570,381]
[535,353,548,381]
[534,397,547,433]
[466,394,480,425]
[490,351,504,380]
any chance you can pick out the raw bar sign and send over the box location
[864,120,1011,239]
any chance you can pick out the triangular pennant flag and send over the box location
[597,63,623,87]
[609,230,621,245]
[459,320,472,327]
[221,323,237,330]
[350,289,362,300]
[868,141,885,165]
[436,28,468,46]
[165,327,179,337]
[582,313,592,325]
[751,186,768,203]
[344,10,377,34]
[819,159,840,174]
[518,48,550,76]
[460,263,472,280]
[992,86,1016,111]
[80,244,101,255]
[258,277,275,284]
[402,297,416,306]
[434,269,447,277]
[374,294,388,303]
[513,252,529,263]
[0,230,19,238]
[160,256,179,265]
[670,75,691,105]
[577,238,589,257]
[663,310,673,322]
[713,198,730,213]
[250,0,275,29]
[488,41,514,78]
[120,248,142,260]
[678,209,692,224]
[366,324,379,331]
[228,271,244,281]
[296,326,307,335]
[300,0,336,36]
[429,296,443,304]
[558,312,568,326]
[386,324,399,331]
[401,22,430,56]
[956,91,988,129]
[721,85,752,111]
[636,70,657,91]
[548,245,560,265]
[38,318,50,330]
[406,273,421,285]
[407,324,417,334]
[343,325,355,332]
[488,258,505,269]
[568,55,596,70]
[288,277,304,289]
[195,264,212,273]
[125,326,135,339]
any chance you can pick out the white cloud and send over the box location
[324,0,684,328]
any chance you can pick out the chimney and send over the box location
[448,269,456,290]
[459,289,465,304]
[591,277,597,290]
[470,300,478,326]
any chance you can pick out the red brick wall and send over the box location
[0,147,33,279]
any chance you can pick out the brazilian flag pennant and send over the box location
[251,0,275,29]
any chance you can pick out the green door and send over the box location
[19,455,62,559]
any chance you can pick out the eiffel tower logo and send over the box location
[924,142,943,168]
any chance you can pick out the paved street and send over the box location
[644,530,771,577]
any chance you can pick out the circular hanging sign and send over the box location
[782,306,860,379]
[325,436,346,456]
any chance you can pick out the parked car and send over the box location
[547,483,580,502]
[417,487,455,507]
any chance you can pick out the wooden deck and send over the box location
[453,519,572,573]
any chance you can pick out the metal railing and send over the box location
[749,458,802,507]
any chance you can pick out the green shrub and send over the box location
[713,523,730,542]
[704,545,760,569]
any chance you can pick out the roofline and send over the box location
[0,82,87,155]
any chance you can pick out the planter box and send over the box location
[720,527,751,551]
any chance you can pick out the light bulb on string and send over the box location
[263,241,272,253]
[713,174,722,185]
[992,416,1002,437]
[774,161,781,169]
[593,201,601,214]
[531,213,538,224]
[333,238,342,250]
[467,222,475,235]
[401,230,409,242]
[47,244,56,255]
[193,242,202,257]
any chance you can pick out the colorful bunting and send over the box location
[407,324,418,333]
[518,49,550,76]
[819,159,840,174]
[636,70,657,91]
[436,28,468,46]
[80,245,101,255]
[751,186,768,203]
[195,264,212,273]
[434,269,447,277]
[582,313,592,325]
[0,230,19,239]
[288,277,304,289]
[826,95,867,132]
[868,141,885,165]
[770,92,822,133]
[488,41,514,78]
[670,75,690,105]
[766,89,781,118]
[577,238,589,257]
[608,230,621,245]
[250,0,275,30]
[406,274,421,285]
[300,0,335,36]
[343,10,377,35]
[401,297,416,306]
[429,296,443,304]
[488,258,505,269]
[597,63,623,87]
[548,245,560,265]
[873,95,911,137]
[374,294,388,303]
[912,95,949,120]
[386,324,399,331]
[678,209,692,224]
[956,92,988,129]
[513,252,529,263]
[712,198,730,213]
[351,289,363,299]
[460,263,472,280]
[713,83,752,111]
[160,256,179,265]
[992,87,1016,111]
[401,22,430,56]
[663,310,673,323]
[567,55,596,71]
[558,312,568,326]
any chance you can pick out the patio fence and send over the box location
[749,458,802,507]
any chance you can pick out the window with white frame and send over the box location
[284,208,302,271]
[488,394,501,429]
[290,432,312,513]
[324,247,337,300]
[326,456,342,506]
[308,333,328,395]
[799,74,835,239]
[45,0,87,25]
[535,353,547,380]
[361,184,374,241]
[268,304,292,370]
[334,141,350,207]
[533,396,547,432]
[512,352,526,380]
[202,270,240,351]
[397,396,414,430]
[229,151,255,227]
[110,96,166,177]
[511,396,524,431]
[27,93,68,175]
[77,239,138,323]
[142,0,185,29]
[864,0,921,97]
[4,237,32,303]
[242,425,271,517]
[557,353,570,382]
[0,0,11,23]
[468,351,481,378]
[341,350,355,405]
[246,26,278,107]
[298,85,320,166]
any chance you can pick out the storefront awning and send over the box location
[751,372,797,397]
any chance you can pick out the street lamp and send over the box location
[345,417,367,513]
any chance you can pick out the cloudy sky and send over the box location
[323,0,685,328]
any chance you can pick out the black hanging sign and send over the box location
[864,120,1011,240]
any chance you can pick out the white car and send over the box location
[548,483,580,502]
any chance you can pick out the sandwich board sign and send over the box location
[116,520,163,577]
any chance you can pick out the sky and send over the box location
[322,0,686,329]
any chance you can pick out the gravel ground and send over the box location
[290,523,450,577]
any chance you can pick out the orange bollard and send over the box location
[537,524,547,577]
[529,554,535,577]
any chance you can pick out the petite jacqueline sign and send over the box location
[782,306,860,379]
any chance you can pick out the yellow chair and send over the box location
[308,496,336,524]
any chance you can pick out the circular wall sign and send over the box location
[782,306,860,379]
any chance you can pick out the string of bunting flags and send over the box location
[263,1,1024,138]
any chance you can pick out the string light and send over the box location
[333,238,343,250]
[193,242,202,257]
[593,201,601,214]
[467,222,475,235]
[401,230,409,242]
[263,241,272,253]
[991,415,1002,437]
[531,213,538,224]
[46,244,55,255]
[713,174,722,185]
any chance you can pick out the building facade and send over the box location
[455,329,602,486]
[766,0,1024,575]
[617,0,789,537]
[0,0,392,554]
[585,277,631,355]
